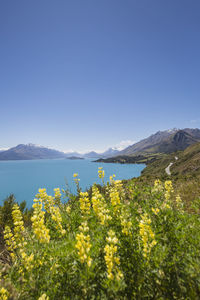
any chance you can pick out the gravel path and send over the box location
[165,162,174,175]
[165,156,178,175]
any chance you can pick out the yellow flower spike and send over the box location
[98,167,105,184]
[79,192,91,216]
[12,204,25,245]
[73,173,80,191]
[152,179,163,193]
[104,230,123,281]
[38,294,49,300]
[66,206,71,214]
[175,194,184,212]
[4,226,16,258]
[152,208,160,215]
[139,213,156,258]
[31,197,50,243]
[54,188,61,205]
[0,287,9,300]
[91,186,112,225]
[120,207,132,236]
[164,180,174,201]
[75,221,92,267]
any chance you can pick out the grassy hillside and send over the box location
[142,142,200,178]
[171,142,200,175]
[0,170,200,299]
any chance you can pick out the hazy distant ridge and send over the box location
[0,144,120,161]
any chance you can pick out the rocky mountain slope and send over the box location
[118,128,200,155]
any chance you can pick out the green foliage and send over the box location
[0,177,200,299]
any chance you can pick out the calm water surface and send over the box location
[0,159,145,207]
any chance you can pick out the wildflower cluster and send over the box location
[36,188,65,236]
[1,171,199,299]
[91,185,112,225]
[75,221,92,267]
[18,249,34,273]
[79,192,91,216]
[104,230,123,281]
[139,213,157,258]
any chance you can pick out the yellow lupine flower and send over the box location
[0,287,9,300]
[19,249,34,272]
[50,205,66,236]
[175,194,184,212]
[98,167,105,184]
[91,186,112,225]
[104,230,123,281]
[109,183,121,212]
[79,192,91,216]
[38,294,49,300]
[139,213,157,258]
[12,204,25,245]
[31,198,50,243]
[4,226,17,258]
[152,208,160,215]
[164,180,173,201]
[54,187,61,199]
[75,221,92,267]
[54,187,61,205]
[66,205,71,214]
[152,179,163,193]
[120,207,132,236]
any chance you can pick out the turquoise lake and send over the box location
[0,159,145,208]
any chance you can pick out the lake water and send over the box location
[0,159,145,208]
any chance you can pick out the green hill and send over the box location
[142,142,200,178]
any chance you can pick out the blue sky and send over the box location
[1,0,200,152]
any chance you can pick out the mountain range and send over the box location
[0,144,120,161]
[1,128,200,161]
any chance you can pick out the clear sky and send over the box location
[1,0,200,153]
